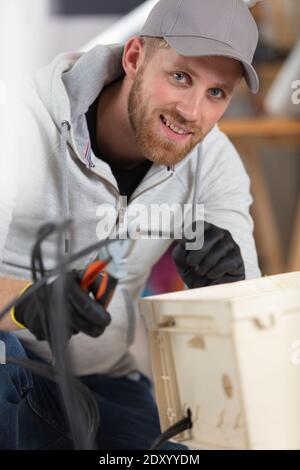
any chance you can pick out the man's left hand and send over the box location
[172,222,245,288]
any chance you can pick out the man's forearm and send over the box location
[0,277,29,331]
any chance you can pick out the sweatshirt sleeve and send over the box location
[0,105,20,264]
[198,126,261,280]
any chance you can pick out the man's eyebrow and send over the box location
[170,62,235,94]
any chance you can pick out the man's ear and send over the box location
[122,37,145,81]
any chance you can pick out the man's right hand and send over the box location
[13,271,111,342]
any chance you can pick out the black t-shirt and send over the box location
[86,96,152,200]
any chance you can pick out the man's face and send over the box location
[128,45,243,166]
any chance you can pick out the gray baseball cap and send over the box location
[141,0,259,93]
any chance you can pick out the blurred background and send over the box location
[0,0,299,296]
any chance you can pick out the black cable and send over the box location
[0,221,71,322]
[6,356,56,382]
[1,220,100,449]
[30,224,58,348]
[150,409,193,450]
[32,223,99,449]
[5,355,99,439]
[0,232,117,321]
[47,227,98,449]
[0,221,120,450]
[30,223,57,282]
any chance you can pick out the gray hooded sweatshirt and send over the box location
[0,44,260,376]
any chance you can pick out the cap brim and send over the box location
[164,36,259,94]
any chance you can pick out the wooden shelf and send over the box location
[219,116,300,274]
[220,118,300,138]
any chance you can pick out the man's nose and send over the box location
[175,90,204,122]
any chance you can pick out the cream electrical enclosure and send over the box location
[140,272,300,450]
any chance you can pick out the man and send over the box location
[0,0,260,450]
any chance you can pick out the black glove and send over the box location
[14,271,112,341]
[172,222,245,288]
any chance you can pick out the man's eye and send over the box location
[209,88,224,98]
[173,72,187,82]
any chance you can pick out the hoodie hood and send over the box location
[62,44,125,121]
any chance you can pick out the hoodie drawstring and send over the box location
[192,143,203,223]
[61,120,71,254]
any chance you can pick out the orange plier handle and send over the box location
[79,258,117,308]
[80,259,110,292]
